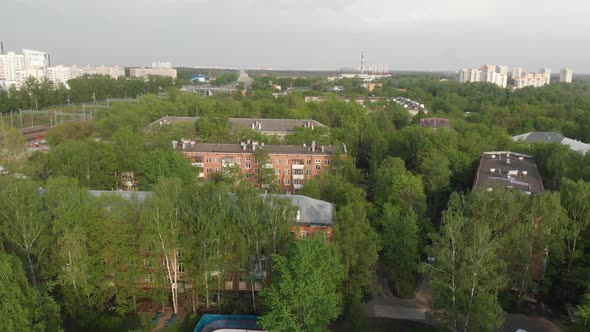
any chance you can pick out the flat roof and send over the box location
[512,131,590,154]
[146,116,326,133]
[177,142,339,155]
[89,191,334,226]
[419,117,452,130]
[472,151,545,194]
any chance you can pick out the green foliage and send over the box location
[138,150,196,190]
[46,121,95,146]
[46,139,117,189]
[259,237,345,332]
[211,72,239,86]
[335,201,380,309]
[379,204,420,297]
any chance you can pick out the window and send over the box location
[177,248,183,258]
[256,179,261,184]
[301,231,308,239]
[277,179,281,185]
[315,165,321,171]
[215,158,221,163]
[162,257,168,267]
[294,179,302,185]
[255,168,259,174]
[245,158,251,162]
[315,159,321,164]
[294,169,303,175]
[286,159,290,165]
[285,169,290,175]
[206,167,212,174]
[275,169,281,175]
[206,157,211,163]
[316,175,321,180]
[245,173,250,179]
[325,160,330,166]
[177,263,185,273]
[285,179,290,185]
[145,274,155,283]
[276,159,281,165]
[246,163,251,169]
[306,169,312,175]
[255,159,259,164]
[306,159,312,165]
[144,258,152,269]
[215,167,221,173]
[236,158,241,164]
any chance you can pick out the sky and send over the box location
[2,0,590,72]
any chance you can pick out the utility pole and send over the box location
[19,110,23,129]
[10,110,13,129]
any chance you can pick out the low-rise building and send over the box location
[472,151,545,194]
[419,117,452,130]
[130,61,177,79]
[147,116,326,141]
[177,140,340,194]
[512,131,590,154]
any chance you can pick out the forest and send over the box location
[1,73,590,331]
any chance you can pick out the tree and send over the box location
[45,177,99,315]
[0,178,52,286]
[379,204,420,296]
[0,127,27,162]
[138,149,195,190]
[0,252,61,331]
[418,149,452,194]
[427,207,506,332]
[112,125,145,174]
[259,237,345,332]
[140,178,186,314]
[560,179,590,271]
[335,201,380,311]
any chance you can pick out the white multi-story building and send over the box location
[511,67,523,80]
[459,64,507,88]
[560,68,573,83]
[46,65,73,87]
[130,61,177,79]
[513,68,551,89]
[71,65,125,78]
[0,49,49,89]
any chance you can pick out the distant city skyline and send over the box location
[2,0,589,73]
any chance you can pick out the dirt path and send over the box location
[364,272,429,321]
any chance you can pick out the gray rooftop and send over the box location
[89,191,333,226]
[512,132,590,154]
[177,142,339,155]
[472,151,545,194]
[146,116,326,133]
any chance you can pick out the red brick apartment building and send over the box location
[89,190,334,293]
[175,140,343,194]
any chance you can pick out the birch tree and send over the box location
[560,179,590,271]
[0,178,51,286]
[140,178,186,314]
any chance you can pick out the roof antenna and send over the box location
[1,41,4,55]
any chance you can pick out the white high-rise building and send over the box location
[511,67,523,80]
[0,49,48,89]
[560,68,573,83]
[458,65,507,88]
[130,61,177,79]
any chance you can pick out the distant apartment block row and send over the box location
[0,48,176,89]
[459,64,574,89]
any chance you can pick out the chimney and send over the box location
[252,141,259,151]
[172,140,178,149]
[1,41,3,55]
[258,122,262,130]
[182,142,187,150]
[312,141,316,152]
[321,146,325,152]
[251,123,255,129]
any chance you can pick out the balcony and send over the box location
[222,162,235,168]
[191,162,204,168]
[293,184,304,190]
[198,172,205,178]
[292,174,304,180]
[291,164,304,170]
[262,163,273,169]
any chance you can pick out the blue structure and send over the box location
[191,75,209,83]
[193,314,263,332]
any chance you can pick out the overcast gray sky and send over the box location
[2,0,589,72]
